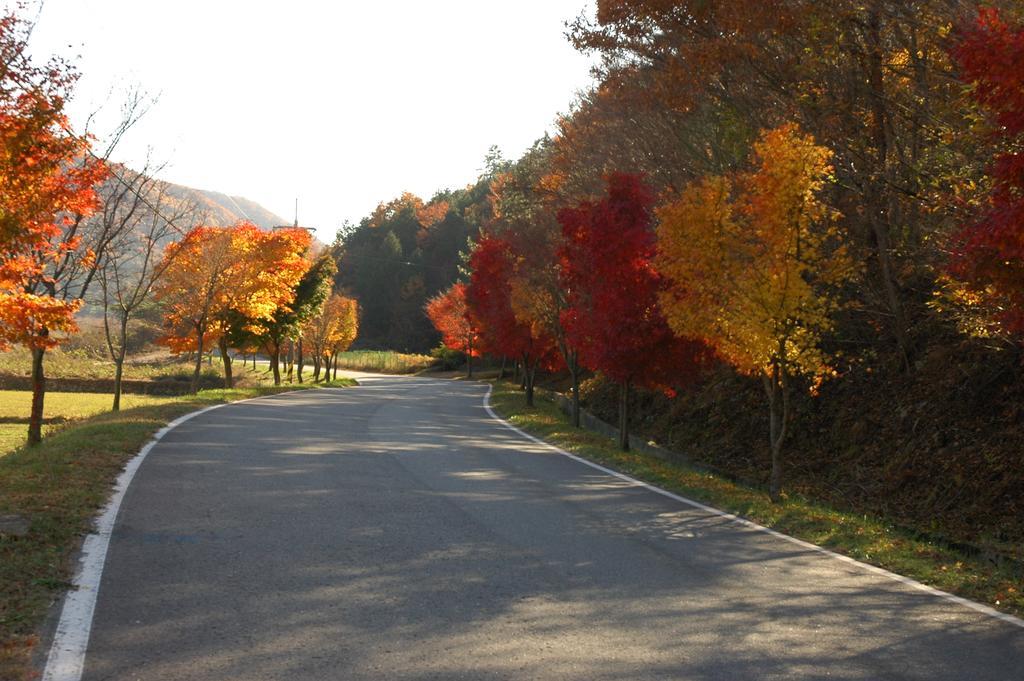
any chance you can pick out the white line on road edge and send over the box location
[482,384,1024,631]
[41,403,229,681]
[40,389,332,681]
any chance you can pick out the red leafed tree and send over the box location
[425,282,479,377]
[948,9,1024,337]
[467,234,559,405]
[0,10,107,444]
[558,172,710,450]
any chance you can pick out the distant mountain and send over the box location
[163,183,288,230]
[95,163,288,232]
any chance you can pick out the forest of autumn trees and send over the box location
[413,1,1024,523]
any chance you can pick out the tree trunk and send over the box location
[313,355,321,382]
[332,353,338,381]
[763,359,790,503]
[466,335,474,378]
[865,2,911,370]
[297,338,304,383]
[112,316,129,412]
[28,345,46,445]
[524,356,537,407]
[112,358,124,412]
[286,341,295,383]
[270,343,281,386]
[617,379,630,452]
[570,363,581,429]
[219,337,234,389]
[513,360,520,385]
[191,328,205,394]
[498,356,507,380]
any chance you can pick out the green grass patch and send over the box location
[488,379,1024,620]
[334,350,436,374]
[0,378,355,680]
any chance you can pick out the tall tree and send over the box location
[656,124,853,500]
[0,9,107,444]
[488,138,588,426]
[559,173,709,450]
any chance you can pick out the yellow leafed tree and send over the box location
[656,123,854,501]
[302,293,359,382]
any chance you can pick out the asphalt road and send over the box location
[79,375,1023,680]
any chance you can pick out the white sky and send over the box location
[23,0,596,242]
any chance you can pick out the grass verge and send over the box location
[0,378,355,680]
[487,379,1023,620]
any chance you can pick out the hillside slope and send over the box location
[100,165,288,231]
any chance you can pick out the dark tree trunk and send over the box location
[498,356,507,380]
[112,316,129,412]
[332,353,338,381]
[270,342,281,386]
[28,345,46,445]
[466,335,474,378]
[524,355,538,407]
[570,363,581,428]
[112,357,124,412]
[617,380,631,452]
[313,355,321,382]
[191,328,205,394]
[219,337,234,389]
[865,2,910,370]
[763,358,790,503]
[297,338,304,383]
[286,341,295,383]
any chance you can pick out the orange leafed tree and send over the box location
[425,283,479,376]
[0,9,108,444]
[155,223,312,392]
[657,124,853,500]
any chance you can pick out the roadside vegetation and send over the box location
[487,379,1024,621]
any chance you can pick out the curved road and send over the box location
[74,375,1021,680]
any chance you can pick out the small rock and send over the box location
[0,514,30,537]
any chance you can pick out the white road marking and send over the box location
[481,384,1024,630]
[41,389,338,681]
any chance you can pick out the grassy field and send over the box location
[0,391,176,457]
[487,379,1024,620]
[0,351,290,456]
[334,350,436,374]
[0,347,212,381]
[0,378,355,681]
